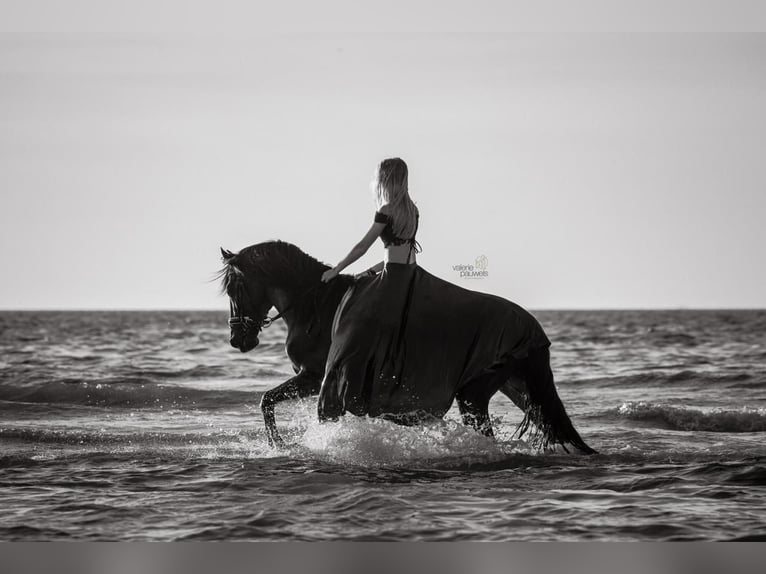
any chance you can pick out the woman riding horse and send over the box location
[220,158,596,454]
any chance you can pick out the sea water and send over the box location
[1,310,764,541]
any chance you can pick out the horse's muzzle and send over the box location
[228,316,260,352]
[230,334,259,352]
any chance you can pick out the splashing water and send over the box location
[273,401,537,467]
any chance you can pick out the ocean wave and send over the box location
[121,365,228,380]
[2,364,291,388]
[115,364,290,381]
[0,381,260,409]
[0,426,253,447]
[570,370,760,389]
[615,401,766,432]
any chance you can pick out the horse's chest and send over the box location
[285,333,328,373]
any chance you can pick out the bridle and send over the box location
[227,279,325,336]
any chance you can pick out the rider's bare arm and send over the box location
[331,221,385,274]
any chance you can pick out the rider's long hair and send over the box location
[370,157,418,238]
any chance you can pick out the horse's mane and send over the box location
[217,240,332,294]
[217,240,354,331]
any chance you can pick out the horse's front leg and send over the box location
[260,370,322,447]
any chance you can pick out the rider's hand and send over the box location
[321,268,339,283]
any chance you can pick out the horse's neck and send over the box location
[269,277,350,335]
[268,283,305,323]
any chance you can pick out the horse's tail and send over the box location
[510,352,597,455]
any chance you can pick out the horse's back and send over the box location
[388,266,550,404]
[409,266,550,360]
[319,264,551,420]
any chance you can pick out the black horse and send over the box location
[219,240,596,454]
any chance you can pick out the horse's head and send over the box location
[219,247,273,352]
[219,240,349,352]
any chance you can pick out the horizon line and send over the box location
[1,307,765,313]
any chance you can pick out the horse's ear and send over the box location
[220,247,235,261]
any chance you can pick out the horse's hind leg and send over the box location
[457,357,530,438]
[456,367,511,438]
[499,375,529,412]
[456,391,494,438]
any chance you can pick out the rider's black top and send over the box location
[374,209,422,254]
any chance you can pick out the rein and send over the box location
[228,281,325,334]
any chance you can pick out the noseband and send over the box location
[227,289,274,338]
[227,314,259,332]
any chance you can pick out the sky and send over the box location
[1,3,765,309]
